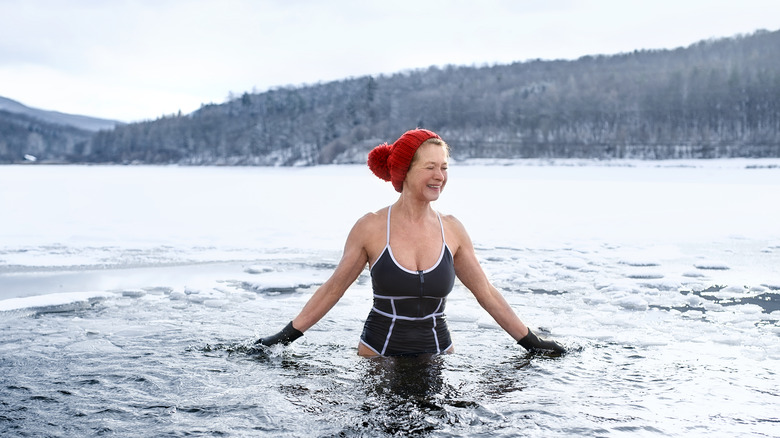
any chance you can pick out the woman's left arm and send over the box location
[448,216,565,354]
[449,217,529,341]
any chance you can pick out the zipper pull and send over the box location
[417,270,425,316]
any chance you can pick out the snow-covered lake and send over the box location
[1,160,779,436]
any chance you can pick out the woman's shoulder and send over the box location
[439,211,472,251]
[345,208,389,257]
[351,207,388,234]
[439,211,467,233]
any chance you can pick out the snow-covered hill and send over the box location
[0,96,121,132]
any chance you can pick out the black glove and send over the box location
[518,329,565,355]
[255,321,303,347]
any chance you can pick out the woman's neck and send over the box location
[393,196,434,223]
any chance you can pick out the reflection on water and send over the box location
[356,356,470,436]
[242,348,540,437]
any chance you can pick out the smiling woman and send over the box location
[254,128,566,357]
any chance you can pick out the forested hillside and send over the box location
[3,29,779,164]
[0,110,93,162]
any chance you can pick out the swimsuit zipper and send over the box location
[417,270,424,317]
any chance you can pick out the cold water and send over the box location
[1,161,779,437]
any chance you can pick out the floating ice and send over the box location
[169,291,186,300]
[204,299,230,308]
[244,265,274,274]
[694,261,731,270]
[638,280,681,292]
[617,295,649,311]
[556,257,588,270]
[240,268,330,294]
[625,272,665,279]
[619,259,661,267]
[143,286,172,295]
[701,285,750,300]
[187,295,207,304]
[682,271,707,278]
[0,291,108,312]
[121,289,146,298]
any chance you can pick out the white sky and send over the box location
[1,0,779,123]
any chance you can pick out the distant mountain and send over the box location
[0,96,121,132]
[2,29,779,164]
[0,97,123,163]
[0,109,93,163]
[84,29,780,165]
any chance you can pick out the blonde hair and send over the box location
[410,138,450,166]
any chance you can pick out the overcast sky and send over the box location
[2,0,779,122]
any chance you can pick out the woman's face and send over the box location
[403,142,449,201]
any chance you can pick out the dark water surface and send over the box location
[0,297,553,437]
[1,254,778,437]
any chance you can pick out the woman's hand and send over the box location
[254,321,303,347]
[518,329,565,355]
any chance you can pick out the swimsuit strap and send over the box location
[386,205,392,246]
[436,211,446,246]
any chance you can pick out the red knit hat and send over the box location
[367,129,442,192]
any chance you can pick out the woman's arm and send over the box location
[290,217,371,332]
[255,213,373,349]
[450,217,529,341]
[448,216,565,354]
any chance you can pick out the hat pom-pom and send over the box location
[367,143,392,181]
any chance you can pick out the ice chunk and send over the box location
[626,272,664,279]
[0,291,108,312]
[619,258,661,267]
[694,261,730,270]
[169,291,186,301]
[204,299,229,308]
[682,271,707,278]
[617,295,649,311]
[244,265,274,274]
[122,289,146,298]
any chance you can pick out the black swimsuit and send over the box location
[360,206,456,356]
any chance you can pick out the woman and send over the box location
[256,129,565,356]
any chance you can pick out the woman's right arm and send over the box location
[255,214,373,346]
[290,216,371,331]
